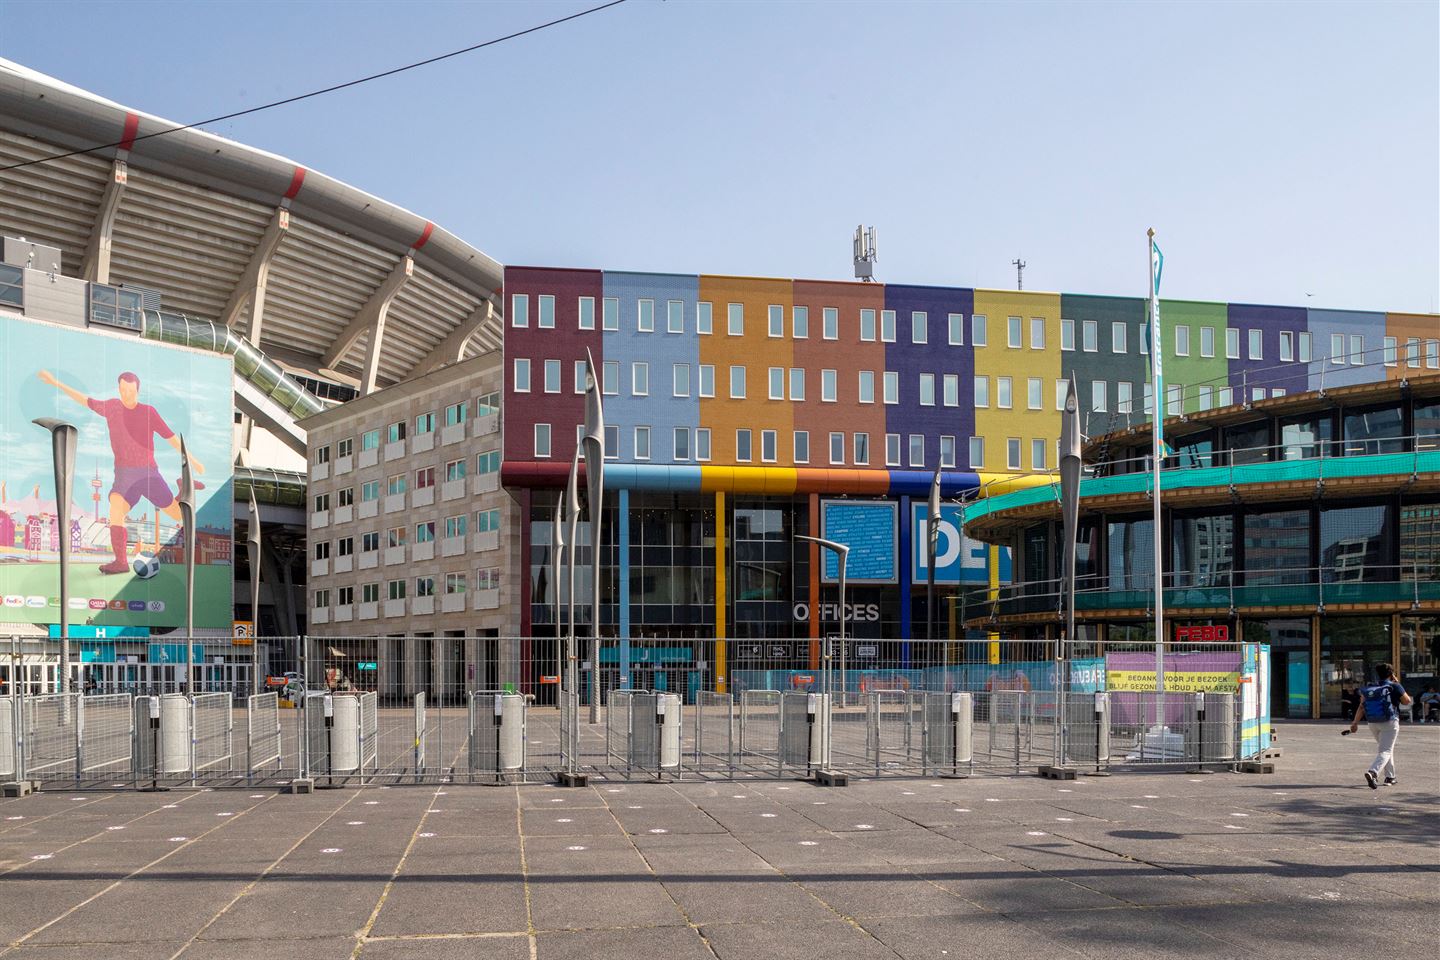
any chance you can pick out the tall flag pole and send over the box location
[1147,229,1165,694]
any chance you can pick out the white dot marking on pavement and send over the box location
[1131,805,1148,809]
[250,794,265,799]
[985,798,1000,803]
[1057,789,1073,793]
[217,812,233,817]
[168,837,187,842]
[760,813,777,818]
[799,841,817,846]
[1143,795,1159,799]
[732,795,747,799]
[1027,831,1047,836]
[365,801,379,805]
[347,821,365,826]
[566,845,586,851]
[812,801,827,806]
[31,854,53,860]
[6,816,24,820]
[556,818,572,823]
[106,826,125,831]
[419,832,435,838]
[321,848,342,853]
[777,786,790,791]
[1224,825,1244,830]
[607,789,621,793]
[649,828,668,834]
[855,824,874,830]
[549,799,564,803]
[162,804,178,809]
[1056,817,1074,822]
[1230,813,1249,817]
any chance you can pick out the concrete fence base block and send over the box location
[814,769,848,787]
[1240,760,1276,774]
[1037,765,1078,781]
[287,778,315,794]
[555,771,589,788]
[2,781,36,798]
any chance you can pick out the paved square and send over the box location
[1,723,1435,959]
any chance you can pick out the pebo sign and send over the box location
[1175,625,1229,642]
[792,602,881,623]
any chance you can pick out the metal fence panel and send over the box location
[247,692,282,774]
[694,690,734,775]
[25,694,79,778]
[80,694,133,774]
[192,693,233,774]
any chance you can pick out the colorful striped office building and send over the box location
[499,265,1437,687]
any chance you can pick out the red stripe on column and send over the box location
[283,166,306,199]
[411,221,435,251]
[119,113,140,152]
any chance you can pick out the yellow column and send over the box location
[987,544,1001,664]
[715,490,727,693]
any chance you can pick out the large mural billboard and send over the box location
[0,316,233,628]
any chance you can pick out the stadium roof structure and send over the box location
[0,58,503,394]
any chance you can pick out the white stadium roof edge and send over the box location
[0,58,503,394]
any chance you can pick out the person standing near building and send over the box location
[1348,662,1412,788]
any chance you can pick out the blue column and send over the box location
[619,487,631,689]
[899,494,912,666]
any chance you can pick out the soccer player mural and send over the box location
[1,316,233,629]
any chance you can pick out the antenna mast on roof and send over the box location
[853,226,877,282]
[1012,258,1026,291]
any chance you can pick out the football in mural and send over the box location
[131,552,161,580]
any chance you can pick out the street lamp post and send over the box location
[32,418,77,695]
[177,435,196,696]
[580,348,605,725]
[246,488,262,696]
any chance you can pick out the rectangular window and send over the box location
[1201,325,1215,358]
[940,435,956,468]
[822,307,838,340]
[1249,328,1265,360]
[1349,334,1364,366]
[476,450,500,475]
[1110,321,1126,354]
[1219,386,1234,407]
[666,299,683,333]
[1030,317,1045,350]
[1143,382,1154,414]
[883,371,899,405]
[673,427,690,460]
[972,314,988,346]
[445,573,466,595]
[543,358,560,393]
[792,430,808,464]
[537,294,554,329]
[414,466,435,489]
[1383,336,1398,366]
[1299,331,1312,362]
[386,420,406,444]
[1031,439,1047,471]
[388,579,406,601]
[728,302,744,336]
[1117,381,1133,414]
[1253,387,1266,402]
[386,527,406,548]
[578,295,594,330]
[1007,315,1022,348]
[337,536,353,557]
[948,313,964,345]
[1407,337,1422,368]
[860,308,876,341]
[673,363,690,397]
[793,305,809,339]
[513,358,531,393]
[1331,333,1346,364]
[1092,379,1108,412]
[1027,377,1041,410]
[444,459,465,484]
[361,531,379,552]
[736,428,752,462]
[789,367,805,401]
[1175,325,1190,357]
[362,583,380,604]
[387,473,406,495]
[637,298,654,332]
[1082,320,1098,352]
[602,360,619,395]
[908,434,925,467]
[997,376,1012,409]
[414,522,435,544]
[698,364,714,398]
[821,368,837,402]
[885,433,901,467]
[337,487,354,508]
[1427,340,1439,369]
[768,304,783,337]
[477,391,500,417]
[1006,438,1021,471]
[1055,379,1067,411]
[361,480,380,502]
[858,370,875,404]
[697,301,713,334]
[574,359,587,394]
[314,589,330,609]
[1167,384,1183,415]
[969,437,984,469]
[361,429,380,451]
[603,297,619,331]
[1226,327,1240,359]
[768,366,784,400]
[415,412,435,436]
[829,432,844,465]
[337,438,353,458]
[534,423,551,458]
[632,361,649,396]
[853,432,870,466]
[943,374,959,407]
[695,428,711,461]
[511,293,529,327]
[314,540,330,563]
[920,373,935,406]
[912,311,927,344]
[880,309,896,342]
[974,376,989,408]
[634,426,650,460]
[415,576,434,597]
[1279,331,1293,362]
[605,424,619,458]
[1198,385,1213,410]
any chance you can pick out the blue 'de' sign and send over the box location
[819,500,897,584]
[909,504,1012,585]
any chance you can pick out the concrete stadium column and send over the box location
[808,493,820,670]
[899,494,912,663]
[619,488,631,690]
[715,490,727,694]
[220,205,290,344]
[81,158,127,284]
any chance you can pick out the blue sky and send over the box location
[4,0,1437,312]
